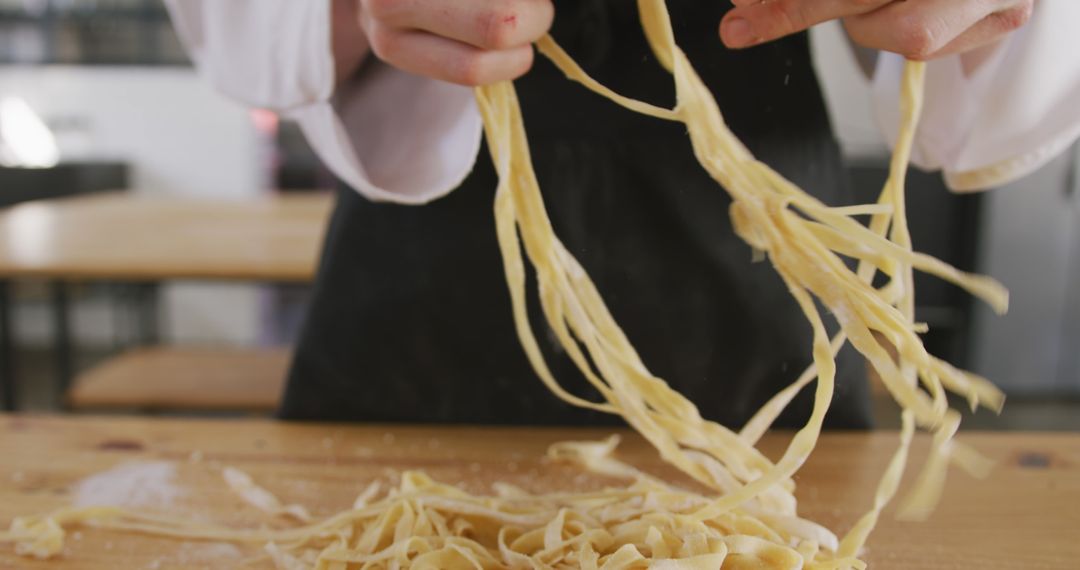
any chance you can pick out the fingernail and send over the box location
[722,17,755,48]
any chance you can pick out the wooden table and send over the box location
[65,347,292,411]
[0,192,331,282]
[1,415,1077,569]
[0,193,333,410]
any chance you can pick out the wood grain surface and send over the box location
[0,193,332,281]
[1,415,1077,569]
[67,347,291,411]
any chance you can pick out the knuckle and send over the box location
[896,17,938,60]
[448,48,532,87]
[475,2,524,49]
[511,46,535,78]
[362,0,396,22]
[995,2,1033,32]
[767,0,808,35]
[365,24,398,60]
[451,53,489,86]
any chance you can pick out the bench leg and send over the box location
[138,282,160,346]
[0,280,15,411]
[52,280,73,408]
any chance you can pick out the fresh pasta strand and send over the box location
[490,0,1006,558]
[3,1,1007,568]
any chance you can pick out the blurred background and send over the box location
[0,0,1076,429]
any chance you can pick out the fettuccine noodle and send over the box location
[2,1,1006,568]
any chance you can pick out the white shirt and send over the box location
[165,0,1080,202]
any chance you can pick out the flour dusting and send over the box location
[172,541,243,563]
[74,461,183,508]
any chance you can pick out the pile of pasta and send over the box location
[3,440,864,568]
[2,0,1007,568]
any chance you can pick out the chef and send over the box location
[165,0,1077,427]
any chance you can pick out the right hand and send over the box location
[358,0,555,86]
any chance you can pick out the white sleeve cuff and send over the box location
[287,63,484,205]
[164,0,334,111]
[166,0,483,204]
[871,0,1080,192]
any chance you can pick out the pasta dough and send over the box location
[485,0,1005,533]
[1,1,1007,568]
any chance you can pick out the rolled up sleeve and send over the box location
[164,0,482,204]
[871,0,1080,192]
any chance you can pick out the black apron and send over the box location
[280,1,872,429]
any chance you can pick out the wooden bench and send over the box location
[67,347,291,412]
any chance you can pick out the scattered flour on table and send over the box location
[144,542,245,569]
[171,542,244,564]
[73,461,184,508]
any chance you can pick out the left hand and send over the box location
[720,0,1034,60]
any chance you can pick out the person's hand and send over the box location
[358,0,554,86]
[719,0,1034,60]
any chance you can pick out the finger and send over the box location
[843,0,1025,60]
[720,0,893,49]
[363,0,554,51]
[918,2,1033,60]
[363,21,534,86]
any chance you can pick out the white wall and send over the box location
[0,66,269,346]
[0,66,265,197]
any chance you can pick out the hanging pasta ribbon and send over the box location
[480,0,1007,556]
